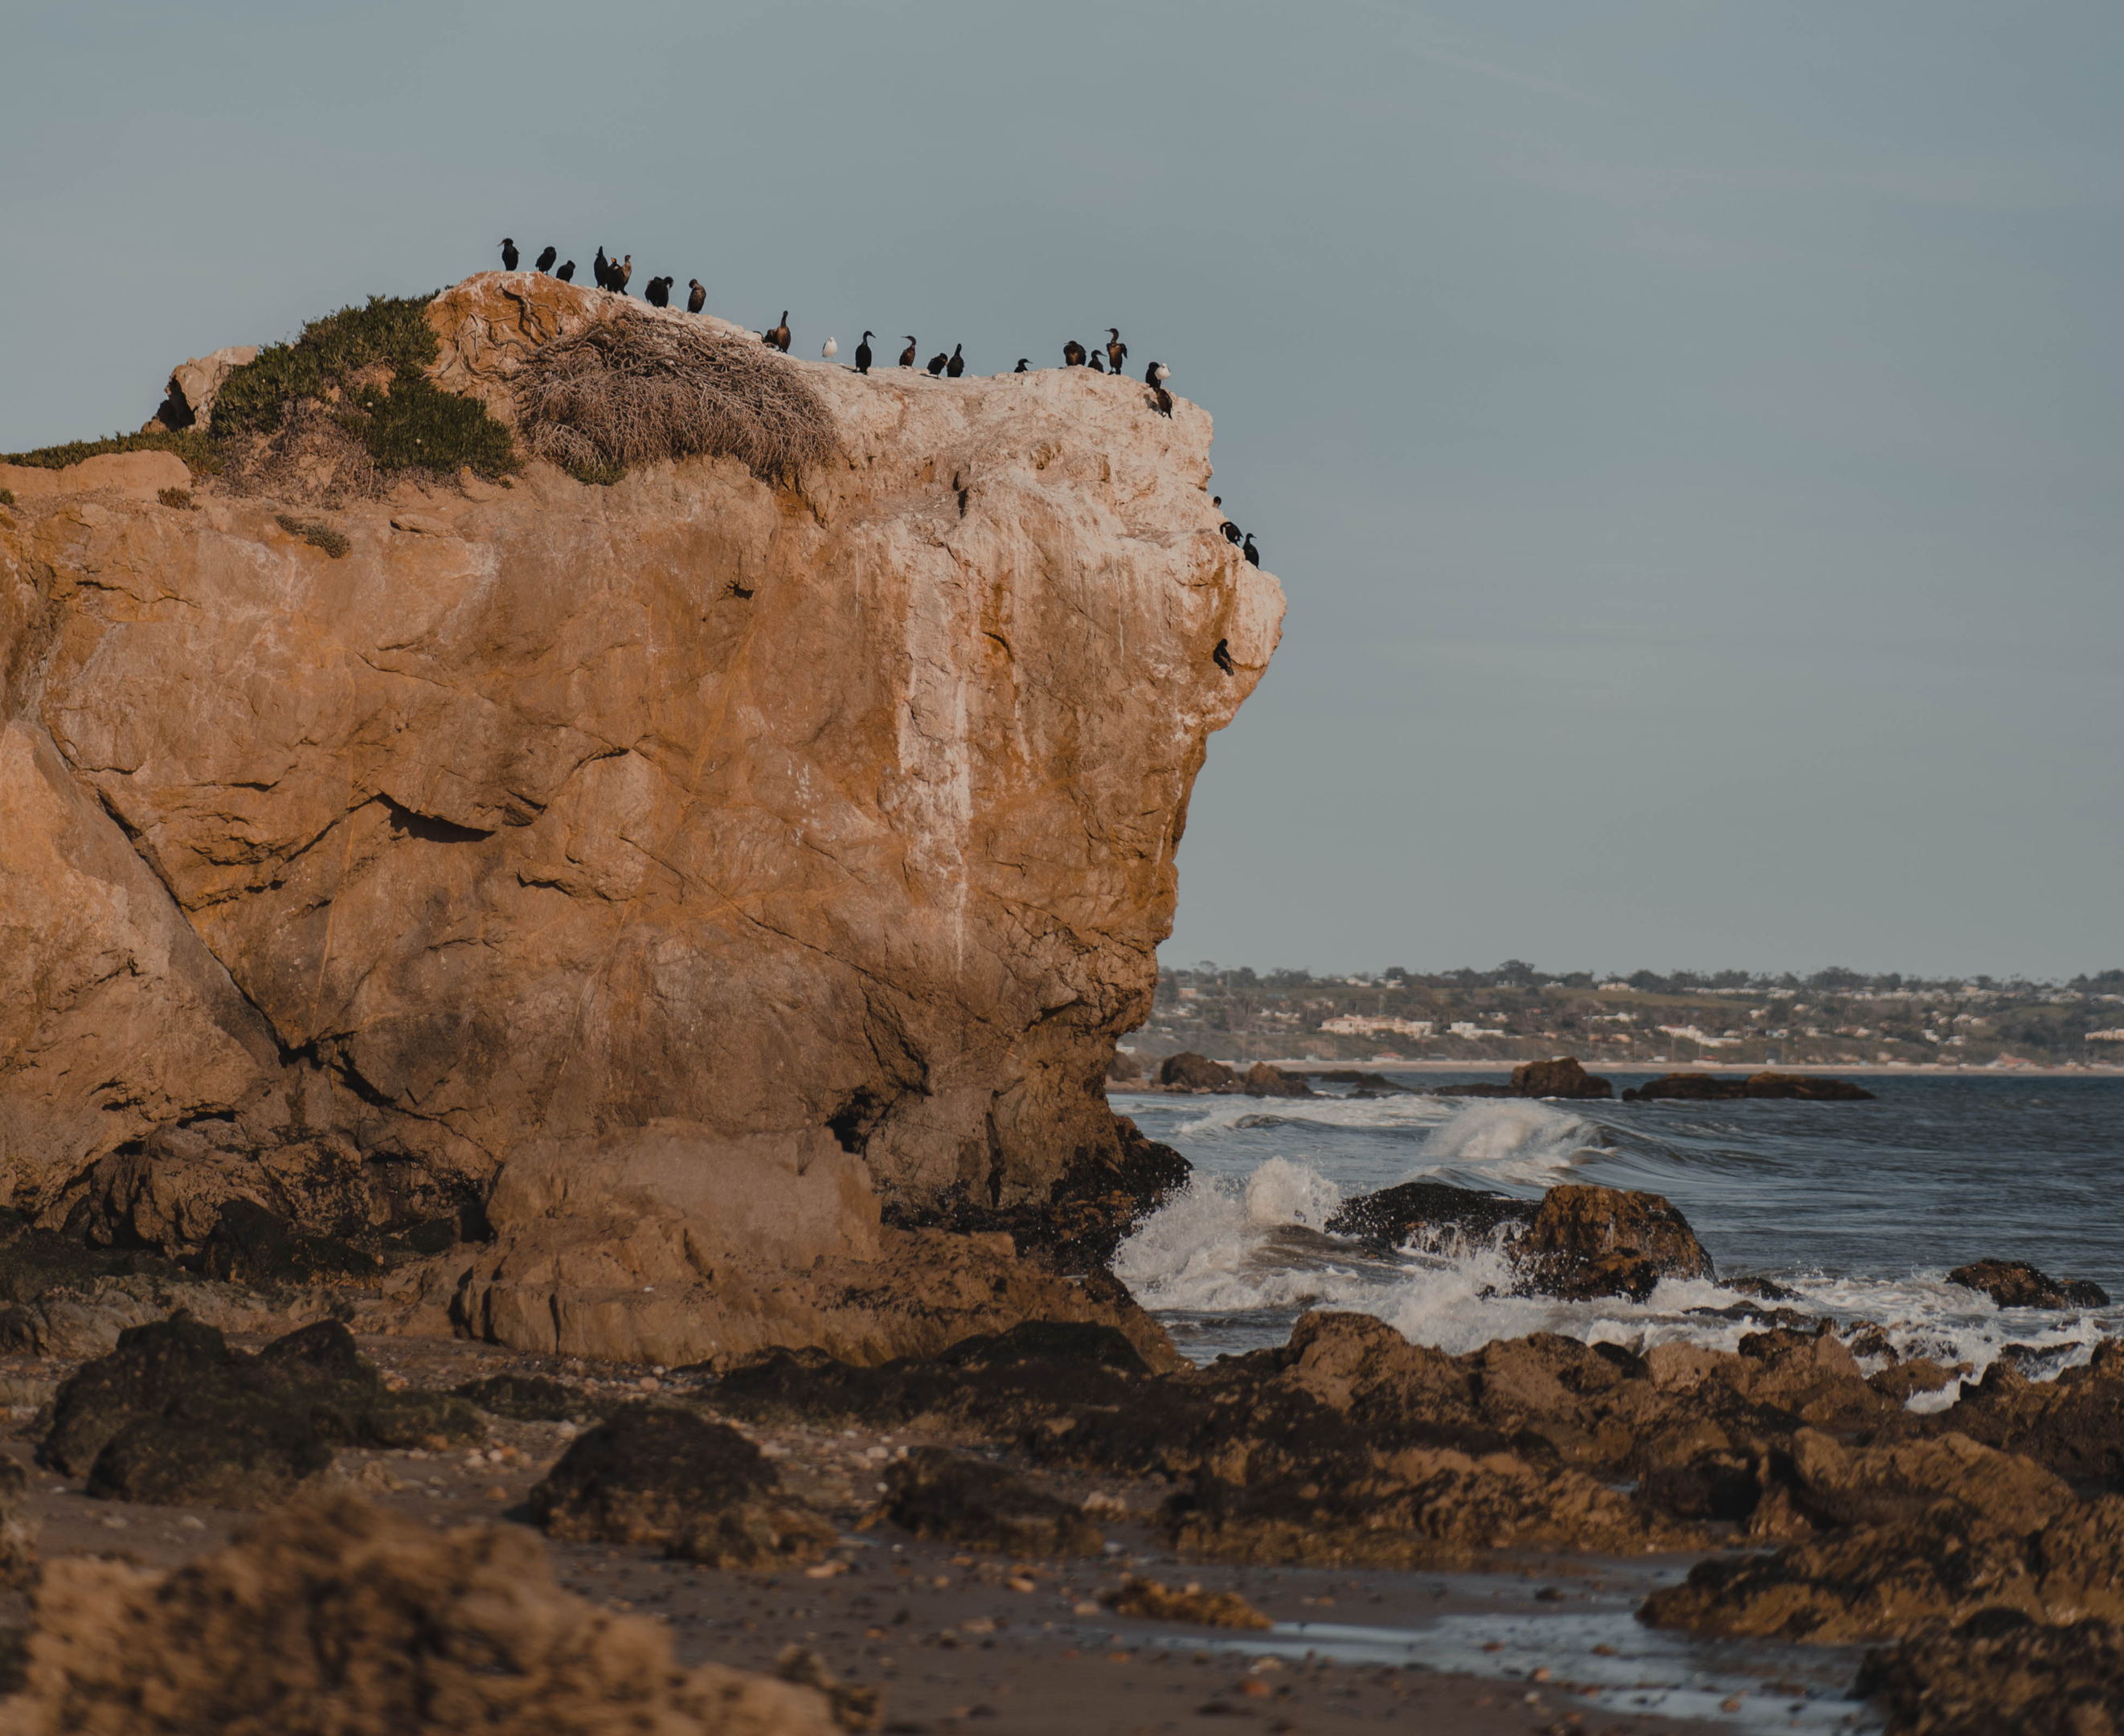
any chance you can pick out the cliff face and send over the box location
[0,273,1282,1364]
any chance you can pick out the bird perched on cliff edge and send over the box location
[1221,519,1242,544]
[1013,358,1029,373]
[1063,340,1087,366]
[644,276,670,308]
[822,337,839,360]
[945,343,964,378]
[898,336,918,368]
[1089,351,1106,373]
[1243,533,1260,567]
[1147,360,1169,386]
[926,349,948,376]
[767,312,792,352]
[1148,362,1173,417]
[535,245,557,274]
[593,248,610,289]
[855,332,874,374]
[556,260,576,283]
[687,280,706,314]
[615,256,634,295]
[499,238,519,271]
[1107,328,1127,374]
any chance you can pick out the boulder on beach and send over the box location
[1106,1048,1145,1083]
[38,1316,482,1508]
[1622,1071,1875,1103]
[1949,1258,2110,1310]
[527,1402,836,1568]
[1240,1062,1312,1098]
[1158,1051,1239,1091]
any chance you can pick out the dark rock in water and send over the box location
[1726,1275,1799,1301]
[1516,1185,1716,1302]
[1241,1062,1312,1098]
[454,1372,604,1423]
[528,1401,835,1567]
[1310,1070,1407,1095]
[1430,1081,1515,1097]
[1324,1181,1531,1254]
[1326,1180,1714,1302]
[39,1317,485,1507]
[882,1447,1103,1556]
[1857,1611,2124,1736]
[1621,1071,1874,1103]
[1160,1051,1238,1091]
[1509,1057,1613,1099]
[1106,1047,1145,1083]
[1949,1259,2110,1310]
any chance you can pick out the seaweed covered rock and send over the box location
[880,1447,1103,1558]
[1947,1259,2110,1311]
[1639,1492,2124,1644]
[6,1492,837,1734]
[528,1402,835,1568]
[1856,1613,2124,1736]
[1103,1578,1271,1630]
[38,1316,482,1507]
[1322,1182,1530,1255]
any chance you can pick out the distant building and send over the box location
[1320,1014,1434,1038]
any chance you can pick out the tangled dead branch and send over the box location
[514,311,837,487]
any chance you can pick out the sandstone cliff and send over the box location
[0,273,1282,1365]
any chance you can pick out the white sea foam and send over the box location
[1405,1099,1602,1187]
[1117,1155,2118,1388]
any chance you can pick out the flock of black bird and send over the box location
[496,238,1261,565]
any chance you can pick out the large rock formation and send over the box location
[0,272,1282,1365]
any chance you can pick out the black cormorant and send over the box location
[1063,340,1087,366]
[1013,358,1029,373]
[945,343,964,378]
[534,245,557,274]
[499,238,519,271]
[1106,328,1127,373]
[1089,351,1106,373]
[1221,521,1242,544]
[593,248,610,289]
[687,280,706,314]
[645,276,670,308]
[855,332,874,373]
[926,350,948,375]
[767,311,792,352]
[898,336,919,368]
[615,255,633,294]
[555,260,577,283]
[1242,534,1260,567]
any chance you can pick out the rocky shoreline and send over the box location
[5,1167,2119,1731]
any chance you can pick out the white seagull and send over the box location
[821,336,839,360]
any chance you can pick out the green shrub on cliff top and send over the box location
[212,292,518,480]
[1,427,223,475]
[211,295,441,436]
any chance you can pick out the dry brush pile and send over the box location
[514,313,837,487]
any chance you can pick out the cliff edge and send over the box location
[0,273,1282,1366]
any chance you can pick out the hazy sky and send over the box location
[5,2,2118,979]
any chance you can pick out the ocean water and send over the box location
[1109,1073,2124,1387]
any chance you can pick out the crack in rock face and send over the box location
[0,272,1283,1367]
